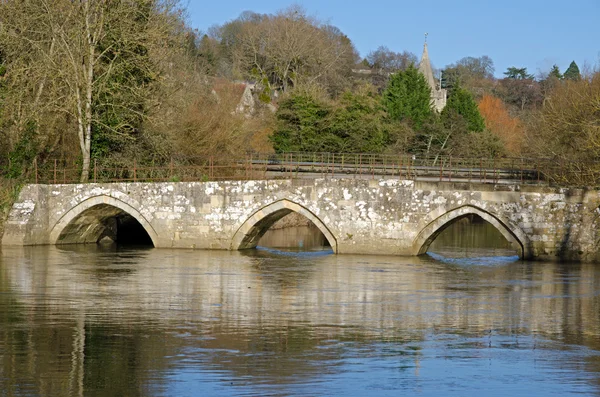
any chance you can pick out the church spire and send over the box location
[417,35,447,112]
[418,36,437,93]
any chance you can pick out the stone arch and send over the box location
[230,199,337,253]
[49,195,159,246]
[412,205,531,259]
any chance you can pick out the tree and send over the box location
[270,85,406,153]
[548,64,563,80]
[442,84,485,133]
[478,94,523,155]
[539,64,563,99]
[328,87,404,153]
[216,7,358,98]
[0,0,181,181]
[504,67,534,80]
[366,46,417,73]
[495,76,542,111]
[526,72,600,185]
[563,61,581,81]
[441,56,495,99]
[270,92,332,153]
[443,56,494,85]
[382,65,434,129]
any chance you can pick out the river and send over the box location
[1,220,600,396]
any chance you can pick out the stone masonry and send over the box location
[3,178,600,262]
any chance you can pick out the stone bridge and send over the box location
[3,178,600,262]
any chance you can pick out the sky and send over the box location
[186,0,600,78]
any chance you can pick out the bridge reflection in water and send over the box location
[2,235,599,395]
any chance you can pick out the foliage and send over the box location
[366,46,417,72]
[0,177,22,239]
[442,84,485,132]
[211,7,358,98]
[563,61,581,81]
[526,72,600,182]
[504,66,534,80]
[495,77,542,111]
[478,94,523,155]
[271,86,408,153]
[328,88,405,153]
[548,64,563,80]
[442,55,495,97]
[5,120,38,179]
[270,93,331,152]
[0,0,184,181]
[382,65,434,129]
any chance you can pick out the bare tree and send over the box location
[0,0,183,181]
[218,7,358,98]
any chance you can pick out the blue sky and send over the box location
[187,0,599,78]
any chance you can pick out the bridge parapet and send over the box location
[3,178,600,262]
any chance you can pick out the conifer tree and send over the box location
[564,61,581,81]
[548,64,563,80]
[442,84,485,132]
[382,65,434,129]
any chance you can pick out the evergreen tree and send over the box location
[270,93,331,153]
[442,84,485,132]
[548,64,563,80]
[382,64,434,129]
[564,61,581,81]
[504,66,534,80]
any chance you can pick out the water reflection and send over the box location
[258,213,331,251]
[429,215,520,259]
[1,246,600,396]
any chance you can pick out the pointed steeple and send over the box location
[418,42,437,93]
[417,36,447,112]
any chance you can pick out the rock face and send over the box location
[3,178,600,262]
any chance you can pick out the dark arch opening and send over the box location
[426,214,519,259]
[56,204,154,247]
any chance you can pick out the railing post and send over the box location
[371,156,374,180]
[34,158,38,184]
[94,159,97,183]
[53,159,57,184]
[133,159,137,182]
[331,153,335,178]
[520,159,523,184]
[399,156,402,179]
[449,156,452,182]
[482,159,486,183]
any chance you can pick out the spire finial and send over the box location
[424,32,428,45]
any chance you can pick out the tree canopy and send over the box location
[563,61,581,81]
[382,65,434,128]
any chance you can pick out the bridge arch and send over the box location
[412,205,531,259]
[230,199,337,253]
[49,195,159,246]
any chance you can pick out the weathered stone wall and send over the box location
[3,178,600,262]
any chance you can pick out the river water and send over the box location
[1,221,600,396]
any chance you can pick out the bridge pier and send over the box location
[3,179,600,262]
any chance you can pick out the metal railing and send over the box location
[10,152,598,186]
